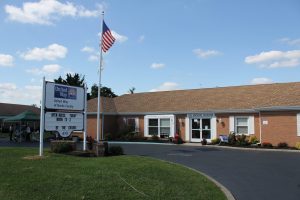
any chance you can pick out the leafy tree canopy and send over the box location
[90,84,117,99]
[54,73,85,87]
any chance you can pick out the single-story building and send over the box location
[87,82,300,147]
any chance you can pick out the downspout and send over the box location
[259,111,262,144]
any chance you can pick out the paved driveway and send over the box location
[113,143,300,200]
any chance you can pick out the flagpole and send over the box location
[96,11,104,142]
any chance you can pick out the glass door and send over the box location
[191,118,201,142]
[191,118,211,142]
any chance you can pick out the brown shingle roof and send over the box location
[88,82,300,114]
[0,103,40,118]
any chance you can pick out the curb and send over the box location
[108,141,173,145]
[139,156,235,200]
[183,143,300,153]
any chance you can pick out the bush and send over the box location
[173,133,184,144]
[151,135,160,141]
[211,138,221,145]
[262,142,273,148]
[228,132,236,145]
[250,136,259,144]
[277,142,288,148]
[86,136,94,150]
[295,142,300,150]
[201,139,207,145]
[108,146,123,156]
[236,134,249,146]
[51,140,75,153]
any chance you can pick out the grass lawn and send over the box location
[0,148,226,200]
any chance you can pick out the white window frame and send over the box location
[235,116,249,135]
[144,115,175,138]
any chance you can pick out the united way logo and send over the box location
[54,85,77,100]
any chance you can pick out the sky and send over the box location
[0,0,300,106]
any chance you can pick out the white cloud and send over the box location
[150,82,179,92]
[251,78,273,85]
[0,54,14,67]
[81,46,95,53]
[111,30,128,43]
[0,83,17,90]
[151,63,165,69]
[245,50,300,68]
[26,64,61,75]
[138,35,145,43]
[21,44,67,61]
[279,38,300,46]
[5,0,103,25]
[0,83,42,105]
[88,55,99,61]
[193,49,222,58]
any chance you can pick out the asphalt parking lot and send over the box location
[114,143,300,200]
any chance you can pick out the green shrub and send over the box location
[228,132,236,145]
[249,136,259,144]
[151,135,160,141]
[262,142,273,148]
[51,140,75,153]
[295,142,300,150]
[108,146,123,156]
[236,134,249,146]
[277,142,288,148]
[211,138,221,145]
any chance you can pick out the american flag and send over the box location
[101,21,115,52]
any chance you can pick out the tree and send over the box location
[54,73,85,87]
[128,87,135,94]
[89,84,117,99]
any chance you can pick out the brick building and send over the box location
[87,82,300,147]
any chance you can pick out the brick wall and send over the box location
[260,111,300,147]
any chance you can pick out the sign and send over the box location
[188,113,215,119]
[45,82,84,110]
[45,112,84,137]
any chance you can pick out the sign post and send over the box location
[39,77,46,156]
[39,80,86,156]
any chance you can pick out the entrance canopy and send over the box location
[4,110,40,122]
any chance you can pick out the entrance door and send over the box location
[191,118,211,142]
[191,118,201,142]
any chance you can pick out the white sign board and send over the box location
[45,82,84,111]
[45,112,84,137]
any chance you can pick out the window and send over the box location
[125,117,139,133]
[148,119,158,135]
[160,118,170,138]
[145,115,174,138]
[127,118,136,132]
[235,117,248,134]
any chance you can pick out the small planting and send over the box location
[277,142,288,149]
[236,134,249,146]
[295,142,300,150]
[151,134,160,141]
[211,138,221,145]
[173,133,183,144]
[108,145,124,156]
[250,136,259,144]
[201,138,207,145]
[50,140,76,153]
[228,132,236,145]
[262,142,273,148]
